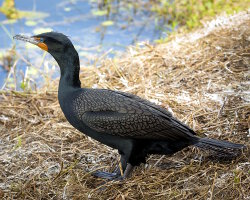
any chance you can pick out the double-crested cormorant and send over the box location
[14,32,245,180]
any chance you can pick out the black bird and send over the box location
[14,32,245,179]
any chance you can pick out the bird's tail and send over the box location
[195,137,245,158]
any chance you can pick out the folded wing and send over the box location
[74,88,195,140]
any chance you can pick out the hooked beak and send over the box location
[13,34,48,51]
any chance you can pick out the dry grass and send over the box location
[0,11,249,199]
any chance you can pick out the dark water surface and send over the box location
[0,0,167,90]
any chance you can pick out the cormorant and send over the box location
[14,32,245,180]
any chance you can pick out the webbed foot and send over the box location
[91,163,133,180]
[91,171,122,180]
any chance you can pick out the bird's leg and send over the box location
[112,154,127,175]
[123,163,134,179]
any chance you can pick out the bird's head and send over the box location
[14,32,77,63]
[14,32,81,87]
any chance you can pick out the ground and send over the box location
[0,11,249,199]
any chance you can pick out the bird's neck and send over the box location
[57,51,81,92]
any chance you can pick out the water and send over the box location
[0,0,167,90]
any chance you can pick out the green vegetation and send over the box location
[0,0,48,20]
[14,135,22,149]
[152,0,248,30]
[0,0,17,19]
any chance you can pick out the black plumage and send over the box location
[14,32,245,179]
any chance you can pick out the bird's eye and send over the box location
[40,38,44,43]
